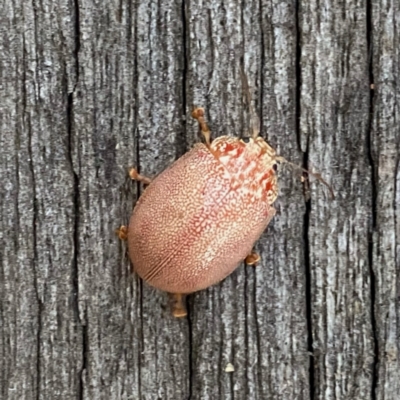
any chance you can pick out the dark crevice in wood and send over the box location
[79,318,88,400]
[73,0,81,89]
[303,144,314,400]
[240,4,245,137]
[132,0,138,149]
[27,1,41,397]
[258,0,264,136]
[253,274,264,399]
[179,0,188,157]
[366,0,378,398]
[137,278,143,400]
[367,108,378,400]
[216,294,223,400]
[132,3,143,393]
[207,9,215,108]
[243,270,249,399]
[295,0,302,151]
[366,0,376,231]
[31,131,41,400]
[394,156,400,364]
[296,0,314,397]
[133,101,144,397]
[68,0,83,396]
[132,6,145,393]
[186,295,193,400]
[67,91,83,399]
[133,9,142,187]
[33,255,42,400]
[134,128,144,399]
[182,2,193,398]
[136,262,143,394]
[368,243,378,400]
[35,300,43,400]
[230,335,235,400]
[255,2,265,394]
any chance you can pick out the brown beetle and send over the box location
[118,101,332,317]
[118,107,284,317]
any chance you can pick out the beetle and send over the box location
[117,106,287,317]
[118,105,332,317]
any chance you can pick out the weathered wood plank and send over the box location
[187,0,309,398]
[1,1,81,399]
[72,1,147,398]
[2,0,399,399]
[1,2,39,397]
[135,1,190,399]
[187,3,257,397]
[72,0,189,398]
[300,0,375,398]
[257,0,310,397]
[371,0,400,398]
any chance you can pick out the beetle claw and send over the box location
[129,168,152,185]
[169,293,187,318]
[245,252,260,266]
[115,225,128,241]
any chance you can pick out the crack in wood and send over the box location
[68,0,84,396]
[366,0,378,397]
[296,0,315,397]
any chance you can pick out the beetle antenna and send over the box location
[275,156,335,199]
[240,67,260,139]
[192,108,211,148]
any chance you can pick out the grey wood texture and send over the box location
[0,0,398,399]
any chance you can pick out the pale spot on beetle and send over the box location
[219,155,231,164]
[230,148,239,156]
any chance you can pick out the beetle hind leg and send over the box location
[169,293,187,318]
[192,108,211,148]
[245,251,260,266]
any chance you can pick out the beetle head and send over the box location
[210,135,279,205]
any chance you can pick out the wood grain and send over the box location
[300,0,375,398]
[1,1,81,399]
[371,0,400,398]
[186,0,309,397]
[1,0,399,399]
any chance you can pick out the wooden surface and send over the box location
[1,0,399,399]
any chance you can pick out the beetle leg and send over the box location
[192,108,211,147]
[169,293,187,318]
[129,168,152,185]
[115,225,128,241]
[245,251,260,266]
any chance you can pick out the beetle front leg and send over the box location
[169,293,187,318]
[245,251,260,266]
[129,168,152,185]
[192,108,211,148]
